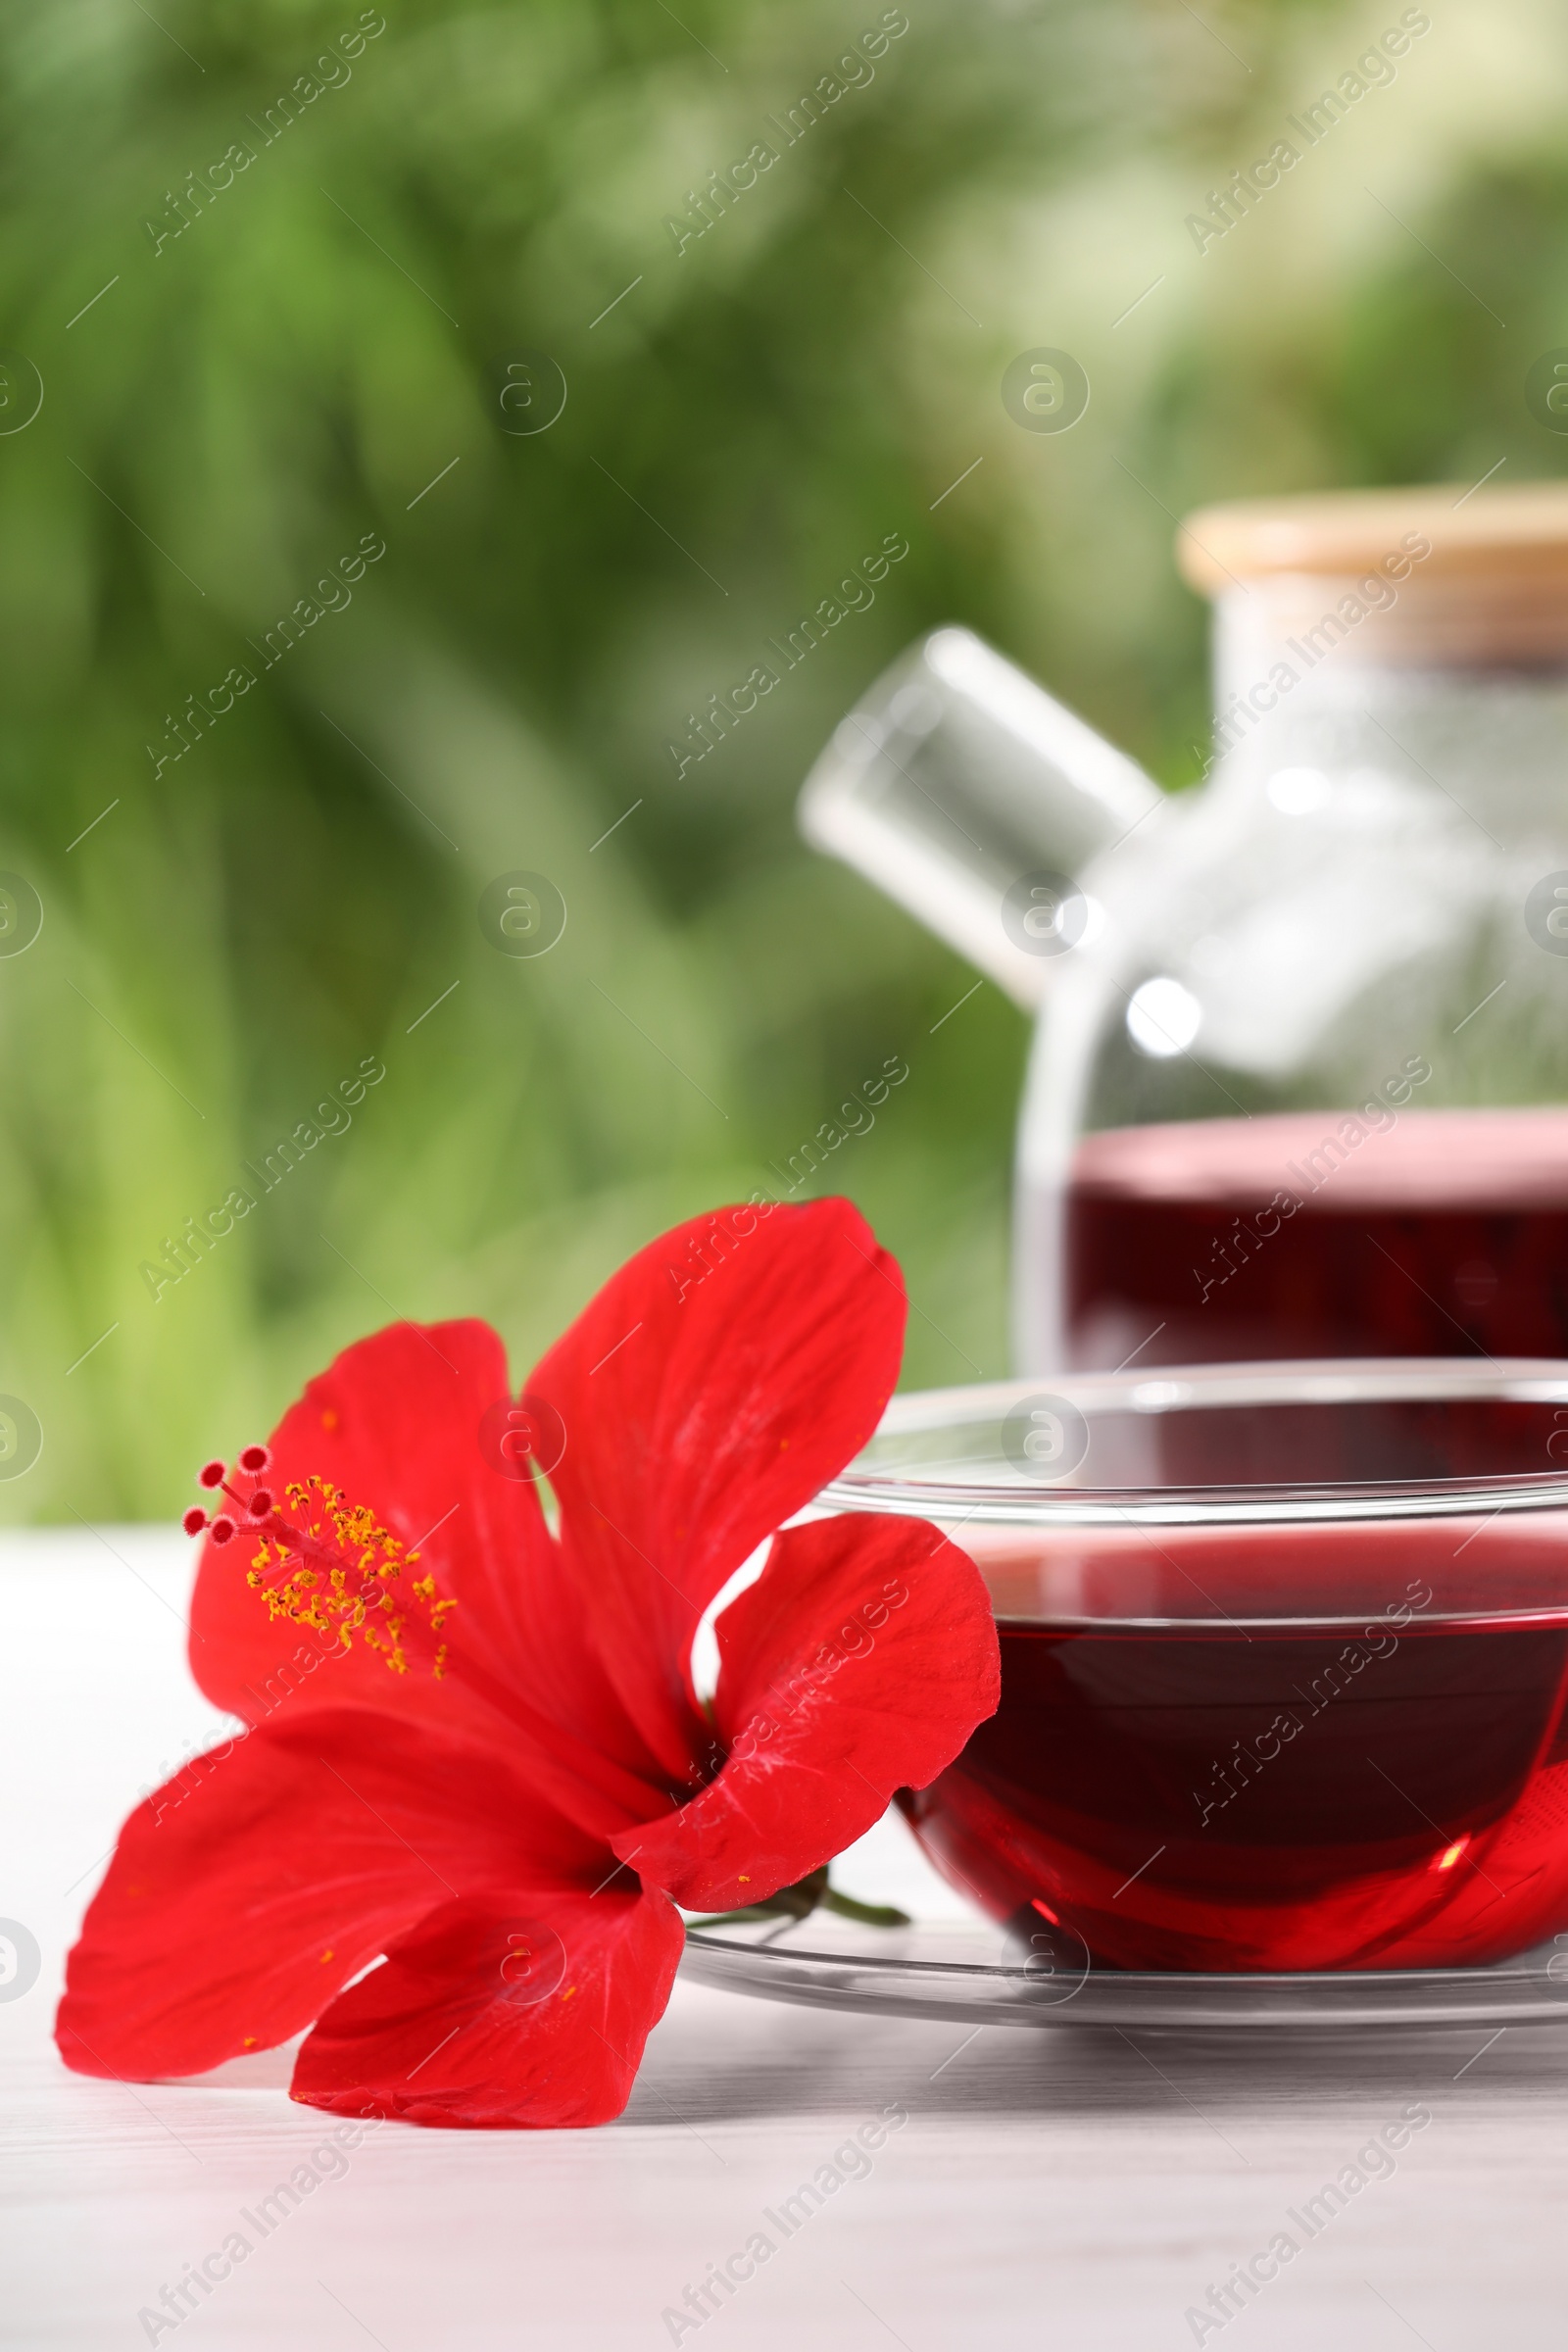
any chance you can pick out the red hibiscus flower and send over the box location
[57,1199,1000,2129]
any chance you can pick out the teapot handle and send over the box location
[798,626,1164,1007]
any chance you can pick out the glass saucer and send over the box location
[680,1913,1568,2030]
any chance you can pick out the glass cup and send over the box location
[812,1360,1568,1973]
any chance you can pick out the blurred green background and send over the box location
[0,0,1558,1516]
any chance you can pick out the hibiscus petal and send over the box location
[291,1886,685,2130]
[530,1199,906,1778]
[615,1513,1001,1911]
[186,1317,666,1835]
[57,1710,608,2084]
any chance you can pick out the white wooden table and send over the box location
[6,1530,1567,2349]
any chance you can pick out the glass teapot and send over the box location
[800,483,1568,1374]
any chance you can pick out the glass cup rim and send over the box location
[813,1357,1568,1529]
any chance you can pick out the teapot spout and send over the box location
[798,625,1163,1006]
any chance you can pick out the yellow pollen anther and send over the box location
[242,1470,456,1678]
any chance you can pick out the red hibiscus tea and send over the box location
[834,1371,1568,1972]
[1059,1104,1568,1370]
[905,1576,1568,1973]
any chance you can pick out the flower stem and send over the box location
[686,1865,909,1932]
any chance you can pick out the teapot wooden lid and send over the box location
[1177,482,1568,591]
[1178,482,1568,665]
